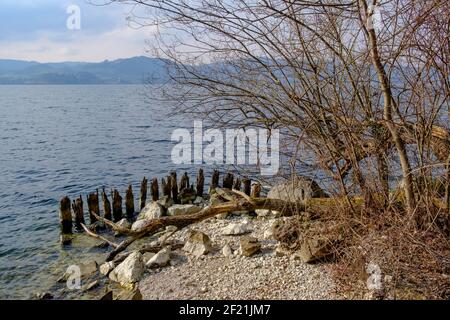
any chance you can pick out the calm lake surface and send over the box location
[0,85,217,299]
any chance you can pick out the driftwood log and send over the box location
[84,189,306,261]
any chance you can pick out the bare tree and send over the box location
[102,0,449,217]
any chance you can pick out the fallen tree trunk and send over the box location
[85,189,307,261]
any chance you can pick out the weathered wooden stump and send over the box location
[112,189,123,222]
[151,177,159,201]
[210,169,220,192]
[251,182,262,198]
[72,195,84,230]
[180,172,189,192]
[196,168,204,197]
[125,185,135,218]
[170,172,179,203]
[140,177,148,210]
[243,178,251,196]
[233,178,241,191]
[86,190,100,224]
[101,189,112,221]
[59,196,72,234]
[162,177,171,198]
[223,172,234,189]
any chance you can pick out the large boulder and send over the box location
[167,204,202,216]
[109,251,145,288]
[138,201,165,220]
[183,231,212,257]
[256,177,327,216]
[239,236,261,257]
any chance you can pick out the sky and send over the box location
[0,0,156,62]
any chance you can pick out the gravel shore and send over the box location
[139,215,338,300]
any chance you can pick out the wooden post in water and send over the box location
[151,178,159,201]
[162,177,171,198]
[86,190,100,224]
[72,195,84,230]
[223,172,234,189]
[170,172,179,203]
[101,188,112,221]
[233,178,241,191]
[140,177,148,210]
[180,172,189,192]
[112,189,123,222]
[242,178,251,196]
[251,182,262,198]
[196,168,204,197]
[59,196,72,234]
[125,185,135,218]
[210,169,220,192]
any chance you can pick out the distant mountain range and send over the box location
[0,56,171,84]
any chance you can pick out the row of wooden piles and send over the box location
[59,169,261,234]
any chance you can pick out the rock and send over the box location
[239,236,261,257]
[262,178,328,216]
[222,244,233,257]
[99,261,115,276]
[82,279,100,292]
[115,218,131,236]
[109,251,145,288]
[36,292,53,300]
[167,204,202,216]
[131,219,152,231]
[157,196,174,209]
[263,228,274,240]
[298,236,333,263]
[99,290,113,300]
[116,288,143,300]
[146,247,171,268]
[183,231,212,257]
[221,222,252,236]
[138,201,165,220]
[143,252,156,264]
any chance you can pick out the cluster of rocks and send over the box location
[54,176,340,300]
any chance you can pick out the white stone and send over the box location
[131,219,152,232]
[222,244,233,257]
[146,247,171,268]
[167,204,202,216]
[99,261,115,276]
[221,222,252,236]
[109,252,145,287]
[138,201,165,220]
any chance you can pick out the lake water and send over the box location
[0,85,221,299]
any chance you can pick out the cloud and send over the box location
[0,0,154,62]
